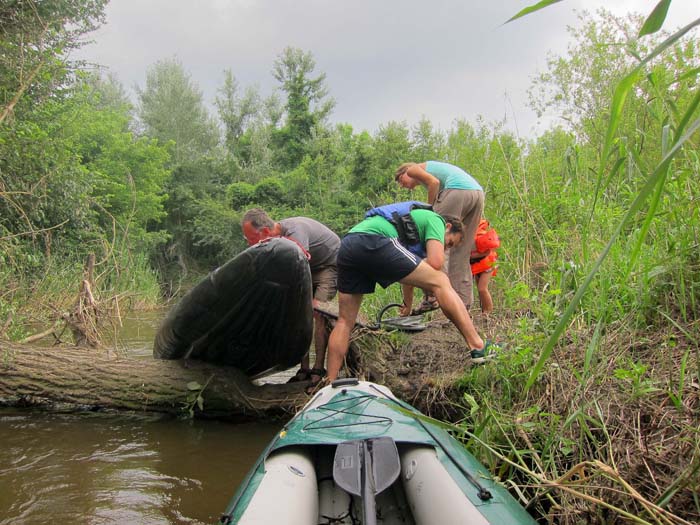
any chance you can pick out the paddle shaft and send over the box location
[362,441,378,525]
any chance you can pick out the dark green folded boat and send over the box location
[153,237,313,375]
[221,379,538,524]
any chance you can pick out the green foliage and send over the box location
[1,95,95,252]
[190,196,244,260]
[0,76,172,280]
[105,251,162,308]
[639,0,673,37]
[227,182,256,208]
[215,69,261,157]
[74,77,172,251]
[350,121,412,199]
[157,156,240,268]
[0,0,108,124]
[254,178,287,207]
[524,11,700,390]
[0,3,171,327]
[271,47,335,169]
[136,58,220,164]
[0,246,162,341]
[504,0,563,24]
[613,361,659,399]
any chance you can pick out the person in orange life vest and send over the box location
[470,219,500,314]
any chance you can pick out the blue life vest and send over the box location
[365,201,432,258]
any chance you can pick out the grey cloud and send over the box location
[76,0,700,135]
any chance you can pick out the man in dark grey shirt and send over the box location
[242,209,340,387]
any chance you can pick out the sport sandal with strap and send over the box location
[470,340,501,363]
[305,369,328,395]
[411,296,440,315]
[287,367,311,383]
[308,367,326,385]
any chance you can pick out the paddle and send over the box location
[314,304,426,332]
[333,436,401,525]
[372,303,426,332]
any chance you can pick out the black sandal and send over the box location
[308,368,326,384]
[287,367,311,383]
[305,372,328,395]
[411,296,439,315]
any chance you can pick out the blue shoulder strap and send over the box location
[365,201,430,220]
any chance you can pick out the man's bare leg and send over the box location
[401,262,484,350]
[310,306,328,382]
[294,301,328,382]
[326,292,364,382]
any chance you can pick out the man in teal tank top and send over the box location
[395,161,485,310]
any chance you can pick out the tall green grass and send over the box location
[443,7,700,521]
[0,248,162,342]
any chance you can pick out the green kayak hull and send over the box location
[221,379,537,524]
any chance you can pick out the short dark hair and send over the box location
[440,214,463,234]
[241,208,275,229]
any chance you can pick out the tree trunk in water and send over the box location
[0,316,475,420]
[0,343,309,419]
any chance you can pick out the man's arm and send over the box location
[425,239,445,270]
[406,163,440,204]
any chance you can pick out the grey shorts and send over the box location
[312,266,338,302]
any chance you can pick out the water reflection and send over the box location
[108,309,167,357]
[1,309,295,523]
[0,411,279,524]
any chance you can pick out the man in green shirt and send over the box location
[325,207,493,384]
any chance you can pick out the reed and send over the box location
[0,249,162,343]
[439,11,700,520]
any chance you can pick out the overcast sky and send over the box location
[75,0,700,138]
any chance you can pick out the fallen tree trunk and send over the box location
[0,314,476,420]
[0,343,309,419]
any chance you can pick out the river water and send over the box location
[0,311,286,525]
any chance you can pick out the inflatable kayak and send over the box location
[220,379,537,525]
[153,237,313,375]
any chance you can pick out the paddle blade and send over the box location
[369,437,401,493]
[333,441,363,496]
[332,437,400,496]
